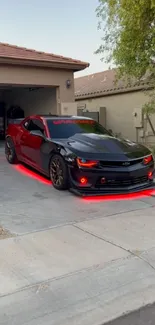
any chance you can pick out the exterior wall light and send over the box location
[66,79,71,88]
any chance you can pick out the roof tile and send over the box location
[0,42,89,67]
[75,69,147,98]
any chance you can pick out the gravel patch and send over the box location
[0,227,13,239]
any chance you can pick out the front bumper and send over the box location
[68,163,155,197]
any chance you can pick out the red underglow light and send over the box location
[80,177,88,185]
[13,164,52,186]
[82,188,155,202]
[12,164,155,201]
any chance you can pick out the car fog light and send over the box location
[148,171,153,179]
[80,177,88,185]
[101,177,106,184]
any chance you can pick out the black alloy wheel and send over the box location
[50,154,68,190]
[5,138,18,164]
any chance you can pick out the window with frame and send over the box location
[23,118,45,135]
[23,119,30,130]
[28,119,45,134]
[32,119,45,134]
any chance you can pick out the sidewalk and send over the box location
[1,205,155,325]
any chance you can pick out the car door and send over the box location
[28,119,46,169]
[20,119,40,165]
[20,119,33,163]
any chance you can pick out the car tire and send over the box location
[49,154,69,190]
[5,137,18,164]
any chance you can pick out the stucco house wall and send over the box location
[75,69,155,145]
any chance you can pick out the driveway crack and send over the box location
[73,224,155,273]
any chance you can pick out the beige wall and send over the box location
[60,102,77,115]
[3,87,57,116]
[0,64,75,114]
[76,91,155,144]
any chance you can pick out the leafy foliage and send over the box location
[95,0,155,114]
[96,0,155,78]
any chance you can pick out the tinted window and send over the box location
[26,119,44,134]
[47,119,110,139]
[23,119,30,130]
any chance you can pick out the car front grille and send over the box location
[99,159,143,168]
[96,175,148,188]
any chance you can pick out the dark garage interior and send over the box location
[0,85,57,140]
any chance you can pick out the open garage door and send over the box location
[0,86,57,140]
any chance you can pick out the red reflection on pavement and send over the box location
[12,164,155,200]
[82,189,155,202]
[13,164,52,186]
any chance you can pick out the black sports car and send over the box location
[6,115,154,196]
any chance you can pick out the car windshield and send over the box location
[47,118,111,138]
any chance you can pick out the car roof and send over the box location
[38,115,93,120]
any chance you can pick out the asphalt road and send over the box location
[106,302,155,325]
[1,143,155,325]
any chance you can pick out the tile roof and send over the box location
[0,42,89,69]
[75,69,148,98]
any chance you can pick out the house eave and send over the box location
[0,57,89,72]
[75,84,151,100]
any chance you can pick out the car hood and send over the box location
[53,133,151,160]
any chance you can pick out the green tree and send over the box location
[95,0,155,114]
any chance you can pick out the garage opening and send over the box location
[0,86,57,140]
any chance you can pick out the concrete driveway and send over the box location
[1,144,155,324]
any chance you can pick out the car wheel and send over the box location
[5,137,18,164]
[50,154,68,190]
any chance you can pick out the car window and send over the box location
[26,119,45,134]
[32,119,45,134]
[47,119,111,139]
[23,119,30,130]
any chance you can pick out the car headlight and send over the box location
[143,155,153,165]
[77,158,99,168]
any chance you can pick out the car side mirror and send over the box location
[30,130,45,138]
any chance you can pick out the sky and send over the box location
[0,0,109,77]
